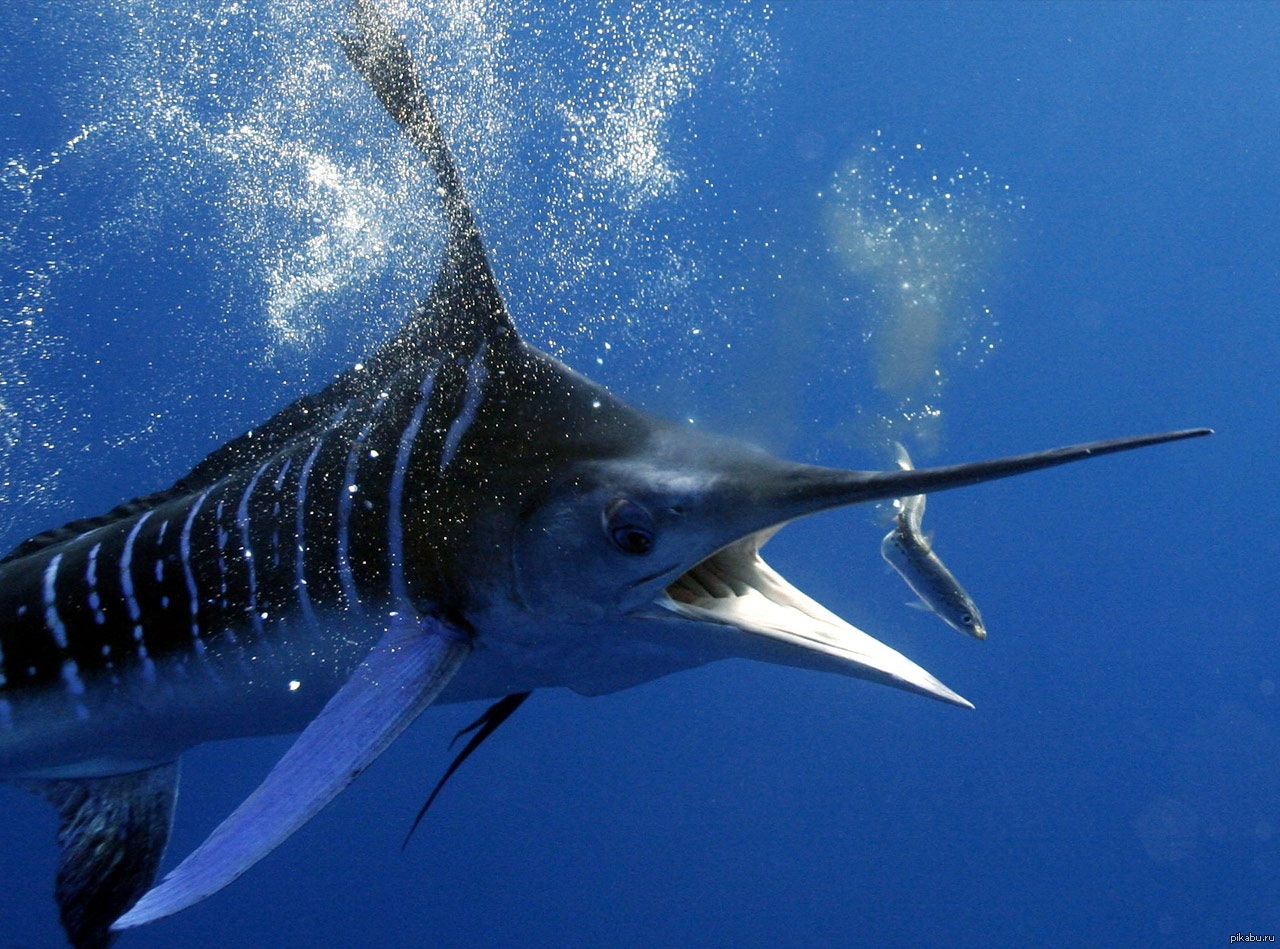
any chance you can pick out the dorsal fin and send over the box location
[190,0,518,483]
[3,0,513,566]
[337,0,515,361]
[183,0,517,485]
[338,0,481,256]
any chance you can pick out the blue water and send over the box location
[1,2,1274,946]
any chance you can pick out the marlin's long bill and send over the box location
[0,1,1211,945]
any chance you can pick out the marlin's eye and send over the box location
[603,498,655,555]
[960,613,974,625]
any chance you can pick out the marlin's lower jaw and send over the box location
[650,528,974,709]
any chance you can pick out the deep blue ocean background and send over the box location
[0,2,1274,946]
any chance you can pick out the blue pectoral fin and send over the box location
[112,614,471,932]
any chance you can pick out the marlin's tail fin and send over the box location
[15,762,179,949]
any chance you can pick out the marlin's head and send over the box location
[498,376,1208,707]
[320,3,1211,716]
[508,421,978,706]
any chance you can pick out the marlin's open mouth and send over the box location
[647,427,1213,709]
[657,528,974,708]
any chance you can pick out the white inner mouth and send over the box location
[658,530,972,708]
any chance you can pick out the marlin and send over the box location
[0,3,1209,946]
[881,442,987,639]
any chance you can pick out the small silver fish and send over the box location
[881,442,987,640]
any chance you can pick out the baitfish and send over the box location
[881,442,987,640]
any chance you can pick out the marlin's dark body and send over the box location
[1,343,480,773]
[0,92,638,781]
[0,256,665,779]
[0,3,1209,947]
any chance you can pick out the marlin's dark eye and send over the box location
[960,613,973,625]
[603,498,655,555]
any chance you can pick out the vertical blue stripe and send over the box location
[440,343,488,472]
[337,393,391,613]
[86,542,106,624]
[180,489,211,656]
[295,408,350,630]
[43,553,68,650]
[236,458,276,637]
[388,370,436,606]
[121,510,157,683]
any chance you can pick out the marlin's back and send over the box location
[0,7,556,939]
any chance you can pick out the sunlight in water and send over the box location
[0,0,773,365]
[0,127,86,517]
